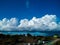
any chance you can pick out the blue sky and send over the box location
[0,0,60,19]
[0,0,60,31]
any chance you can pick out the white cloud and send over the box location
[48,22,57,30]
[0,14,60,31]
[0,18,18,31]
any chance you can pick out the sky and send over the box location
[0,0,60,31]
[0,0,60,19]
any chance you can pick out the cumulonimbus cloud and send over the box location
[0,14,60,31]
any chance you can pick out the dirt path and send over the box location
[44,39,60,45]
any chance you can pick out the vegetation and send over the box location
[0,34,60,45]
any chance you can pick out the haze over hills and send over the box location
[0,30,60,37]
